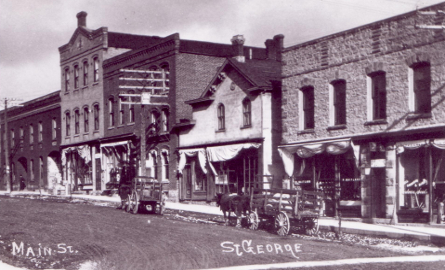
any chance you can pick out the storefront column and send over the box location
[385,145,397,221]
[361,146,372,218]
[92,146,96,192]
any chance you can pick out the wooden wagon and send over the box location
[120,176,167,215]
[247,188,324,236]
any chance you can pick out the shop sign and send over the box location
[371,159,386,168]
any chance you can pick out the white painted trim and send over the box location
[328,83,334,126]
[366,75,372,121]
[298,89,304,130]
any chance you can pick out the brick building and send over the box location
[102,32,272,201]
[0,91,62,192]
[58,12,164,193]
[176,35,284,201]
[279,2,445,223]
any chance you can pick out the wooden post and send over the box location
[429,147,433,223]
[140,104,146,177]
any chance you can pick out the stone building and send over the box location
[0,91,62,192]
[176,35,284,201]
[278,2,445,223]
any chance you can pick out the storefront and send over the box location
[177,142,262,201]
[278,139,361,217]
[61,145,94,192]
[396,139,445,223]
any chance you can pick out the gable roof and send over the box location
[186,58,281,106]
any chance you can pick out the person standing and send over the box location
[19,175,26,191]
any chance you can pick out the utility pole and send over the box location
[1,98,23,192]
[118,68,169,177]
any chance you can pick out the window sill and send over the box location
[240,125,251,129]
[73,134,80,138]
[93,82,99,86]
[108,126,115,130]
[406,112,432,121]
[82,86,88,90]
[364,119,388,126]
[93,130,99,134]
[327,124,346,131]
[215,129,226,133]
[127,122,135,126]
[298,129,315,135]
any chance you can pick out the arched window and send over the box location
[93,57,99,82]
[29,124,34,144]
[161,109,169,132]
[64,67,70,92]
[84,107,89,133]
[217,103,225,130]
[83,60,89,86]
[52,118,57,140]
[74,64,79,89]
[74,109,80,134]
[242,98,251,127]
[65,111,71,136]
[38,121,43,142]
[94,104,100,130]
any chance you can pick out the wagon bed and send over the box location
[248,188,324,236]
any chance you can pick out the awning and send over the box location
[177,148,207,174]
[206,143,261,162]
[396,139,445,153]
[61,145,91,166]
[278,139,359,177]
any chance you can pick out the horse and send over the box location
[215,193,250,228]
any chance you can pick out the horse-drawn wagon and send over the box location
[119,176,167,215]
[247,187,324,236]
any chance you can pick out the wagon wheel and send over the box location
[248,211,259,230]
[275,211,290,236]
[122,196,130,212]
[156,202,165,215]
[125,195,132,213]
[128,191,139,214]
[304,217,319,236]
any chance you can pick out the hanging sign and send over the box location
[371,159,386,168]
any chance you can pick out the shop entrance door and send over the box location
[372,168,386,218]
[182,165,192,200]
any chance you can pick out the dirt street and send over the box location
[0,196,443,270]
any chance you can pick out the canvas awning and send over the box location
[278,138,359,177]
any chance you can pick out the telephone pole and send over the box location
[1,97,23,192]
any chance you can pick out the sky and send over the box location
[1,0,444,105]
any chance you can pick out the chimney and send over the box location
[231,35,245,63]
[273,34,284,62]
[77,11,87,28]
[265,39,276,60]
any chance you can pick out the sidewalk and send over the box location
[1,191,445,245]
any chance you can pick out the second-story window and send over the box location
[52,118,57,140]
[242,98,251,127]
[94,57,99,82]
[94,104,99,131]
[161,109,168,132]
[331,80,346,126]
[302,86,315,129]
[119,97,125,125]
[64,67,70,92]
[83,61,88,86]
[74,65,79,89]
[412,62,431,114]
[29,124,34,144]
[217,103,225,130]
[108,98,114,127]
[19,127,24,140]
[370,71,386,120]
[74,109,80,134]
[38,122,43,142]
[84,107,89,133]
[65,111,71,136]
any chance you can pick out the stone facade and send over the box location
[280,2,445,223]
